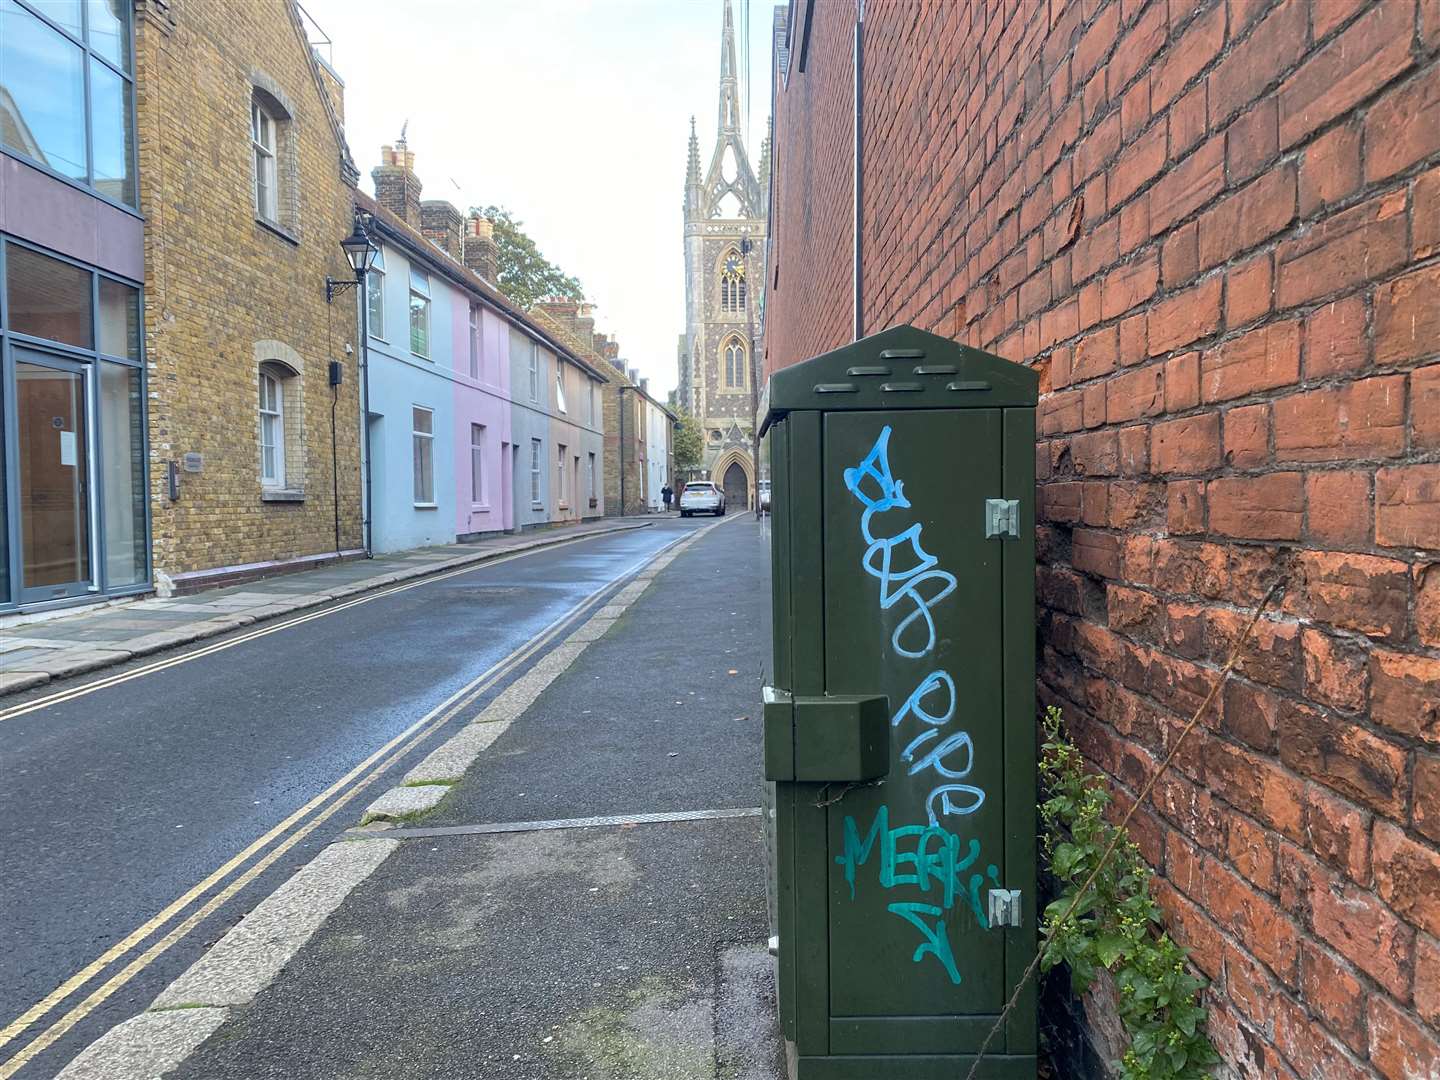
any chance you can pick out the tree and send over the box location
[469,205,584,309]
[672,408,704,474]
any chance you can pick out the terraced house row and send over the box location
[0,0,654,611]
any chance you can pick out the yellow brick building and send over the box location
[135,0,364,591]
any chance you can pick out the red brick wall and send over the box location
[764,1,1440,1075]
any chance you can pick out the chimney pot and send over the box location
[372,144,422,227]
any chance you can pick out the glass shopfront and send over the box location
[1,238,148,608]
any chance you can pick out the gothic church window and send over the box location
[723,336,747,390]
[720,249,746,312]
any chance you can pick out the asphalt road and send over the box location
[171,512,778,1080]
[0,518,713,1080]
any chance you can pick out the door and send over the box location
[15,352,93,601]
[723,460,748,508]
[820,409,1007,1042]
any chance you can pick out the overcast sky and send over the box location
[300,0,779,396]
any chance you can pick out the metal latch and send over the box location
[988,888,1023,927]
[985,498,1020,539]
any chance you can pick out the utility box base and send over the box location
[762,327,1038,1079]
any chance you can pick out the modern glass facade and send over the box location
[0,0,137,207]
[1,238,148,608]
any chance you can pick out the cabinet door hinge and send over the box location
[985,498,1020,539]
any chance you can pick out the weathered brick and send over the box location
[1163,350,1200,412]
[1294,847,1415,997]
[1082,480,1110,527]
[1168,80,1209,157]
[1206,738,1306,841]
[1151,136,1225,234]
[1197,163,1297,269]
[1167,479,1206,533]
[1208,608,1301,690]
[1298,121,1361,216]
[1154,879,1225,979]
[1303,781,1372,885]
[1222,678,1281,752]
[1278,700,1409,818]
[1376,464,1440,550]
[1073,528,1123,578]
[1228,812,1279,892]
[1368,994,1440,1080]
[1118,423,1150,476]
[1298,942,1368,1056]
[1207,472,1303,540]
[1152,413,1222,474]
[1100,252,1160,319]
[1107,583,1165,641]
[1226,97,1279,185]
[1222,402,1270,468]
[1363,65,1440,183]
[1417,931,1440,1026]
[1369,648,1440,747]
[1072,325,1119,381]
[1107,363,1165,422]
[1416,166,1440,259]
[1160,220,1199,287]
[1085,383,1106,429]
[1225,251,1273,329]
[1272,376,1407,463]
[1374,263,1440,367]
[1272,992,1372,1080]
[1290,550,1411,642]
[1208,0,1307,127]
[1301,627,1369,712]
[1147,276,1222,356]
[1109,124,1168,208]
[1276,0,1415,148]
[1413,364,1440,449]
[1372,820,1440,938]
[1201,319,1301,402]
[1153,1,1225,109]
[1204,855,1300,982]
[1223,940,1278,1034]
[1073,429,1120,475]
[1303,294,1368,378]
[1416,753,1440,845]
[1154,538,1229,597]
[1275,190,1409,308]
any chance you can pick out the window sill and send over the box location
[261,488,305,502]
[255,216,299,246]
[470,503,491,512]
[531,502,544,510]
[414,502,438,510]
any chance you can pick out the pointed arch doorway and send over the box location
[722,461,749,509]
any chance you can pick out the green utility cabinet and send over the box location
[761,326,1038,1080]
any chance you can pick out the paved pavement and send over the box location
[53,515,782,1080]
[0,517,658,696]
[0,516,720,1080]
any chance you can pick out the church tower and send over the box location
[678,0,766,508]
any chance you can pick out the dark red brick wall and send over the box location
[764,1,1440,1075]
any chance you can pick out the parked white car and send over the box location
[679,481,726,517]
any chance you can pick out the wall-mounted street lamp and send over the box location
[325,209,379,557]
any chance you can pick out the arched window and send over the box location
[719,249,746,312]
[258,369,285,486]
[723,337,747,390]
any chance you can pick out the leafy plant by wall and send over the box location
[1039,707,1218,1080]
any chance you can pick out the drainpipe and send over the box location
[853,0,865,341]
[618,384,628,516]
[358,271,373,557]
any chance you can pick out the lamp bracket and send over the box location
[326,277,362,303]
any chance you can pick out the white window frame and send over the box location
[468,304,480,379]
[409,267,431,358]
[555,361,567,413]
[252,99,278,222]
[412,406,435,505]
[259,370,284,486]
[556,444,567,506]
[588,382,596,426]
[528,344,540,402]
[470,423,486,505]
[587,452,596,500]
[529,438,543,505]
[367,246,386,340]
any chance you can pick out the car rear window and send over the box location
[685,484,716,492]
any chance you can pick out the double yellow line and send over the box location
[0,528,684,1078]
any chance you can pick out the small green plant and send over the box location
[1039,706,1219,1080]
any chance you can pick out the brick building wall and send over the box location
[764,1,1439,1076]
[136,0,364,588]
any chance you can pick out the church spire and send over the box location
[685,115,702,216]
[717,0,740,134]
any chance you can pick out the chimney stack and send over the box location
[464,214,499,282]
[372,144,421,228]
[421,201,463,262]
